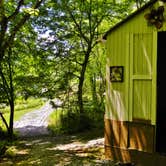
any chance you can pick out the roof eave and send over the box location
[103,0,157,39]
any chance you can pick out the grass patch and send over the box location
[0,97,44,129]
[47,109,64,134]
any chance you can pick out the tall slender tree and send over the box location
[33,0,134,114]
[0,0,44,138]
[56,0,132,114]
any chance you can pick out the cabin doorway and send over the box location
[156,31,166,153]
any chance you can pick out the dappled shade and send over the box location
[0,132,104,165]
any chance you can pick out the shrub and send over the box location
[0,140,7,156]
[60,112,92,134]
[48,110,94,134]
[0,127,8,139]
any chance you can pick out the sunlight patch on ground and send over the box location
[47,141,84,151]
[16,159,42,166]
[37,141,51,145]
[48,138,104,151]
[0,135,105,165]
[15,149,29,155]
[5,145,30,156]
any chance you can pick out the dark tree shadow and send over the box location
[0,130,106,166]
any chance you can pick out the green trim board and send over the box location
[151,31,157,125]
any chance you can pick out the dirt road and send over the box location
[13,101,55,137]
[0,102,110,165]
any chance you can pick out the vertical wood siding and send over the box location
[105,1,162,124]
[133,80,152,120]
[131,33,153,122]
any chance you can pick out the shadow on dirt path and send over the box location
[0,130,107,166]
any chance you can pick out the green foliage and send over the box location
[12,0,136,112]
[60,113,92,134]
[48,110,93,134]
[48,103,104,135]
[0,97,44,130]
[23,8,39,16]
[0,140,7,156]
[0,0,44,138]
[0,97,43,113]
[0,126,8,139]
[0,0,150,137]
[45,0,136,134]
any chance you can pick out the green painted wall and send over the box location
[105,1,166,125]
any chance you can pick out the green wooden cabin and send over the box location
[104,0,166,164]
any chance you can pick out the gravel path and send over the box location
[13,101,55,137]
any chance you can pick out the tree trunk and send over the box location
[78,50,90,114]
[8,48,14,139]
[78,76,84,114]
[9,100,14,139]
[0,112,9,133]
[90,74,98,110]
